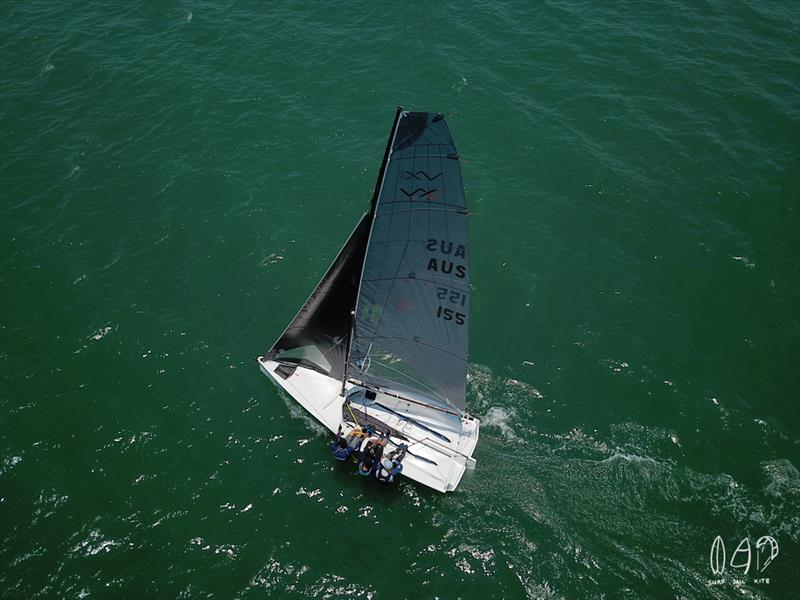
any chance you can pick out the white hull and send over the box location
[258,357,479,493]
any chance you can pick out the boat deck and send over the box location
[258,357,479,492]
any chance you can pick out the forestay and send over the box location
[347,111,470,414]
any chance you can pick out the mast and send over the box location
[369,106,404,217]
[340,106,404,396]
[340,311,355,396]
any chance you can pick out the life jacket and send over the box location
[375,458,399,483]
[331,437,351,461]
[369,444,384,463]
[332,447,350,461]
[357,457,374,476]
[346,433,363,451]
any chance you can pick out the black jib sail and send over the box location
[347,109,470,415]
[268,213,370,380]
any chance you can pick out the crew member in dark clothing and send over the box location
[357,453,375,476]
[344,426,369,460]
[331,425,351,461]
[375,444,407,484]
[361,430,388,465]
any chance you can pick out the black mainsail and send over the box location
[347,109,470,415]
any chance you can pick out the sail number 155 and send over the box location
[436,287,467,325]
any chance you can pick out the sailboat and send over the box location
[258,107,479,493]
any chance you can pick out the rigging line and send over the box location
[369,107,404,211]
[317,330,352,357]
[426,145,432,261]
[366,142,414,339]
[401,432,473,462]
[347,379,463,417]
[400,117,450,152]
[373,401,452,443]
[426,116,456,147]
[373,206,467,219]
[357,335,468,361]
[426,146,434,267]
[359,113,406,344]
[439,147,451,247]
[366,358,444,401]
[396,151,421,328]
[365,235,468,248]
[361,275,469,291]
[345,401,361,427]
[364,359,463,415]
[354,341,374,374]
[368,238,410,337]
[363,143,419,337]
[375,199,467,211]
[344,402,413,446]
[348,399,466,464]
[390,111,431,150]
[345,397,453,450]
[451,140,471,281]
[350,109,403,362]
[391,129,418,150]
[392,153,459,159]
[388,441,438,466]
[319,340,342,360]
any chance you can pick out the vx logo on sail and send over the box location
[404,170,441,181]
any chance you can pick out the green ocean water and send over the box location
[1,1,799,598]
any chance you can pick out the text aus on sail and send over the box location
[426,238,468,326]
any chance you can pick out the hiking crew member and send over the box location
[344,426,369,460]
[331,426,351,461]
[357,453,375,476]
[375,445,407,484]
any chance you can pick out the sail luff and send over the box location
[346,107,406,386]
[369,106,405,216]
[336,108,405,393]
